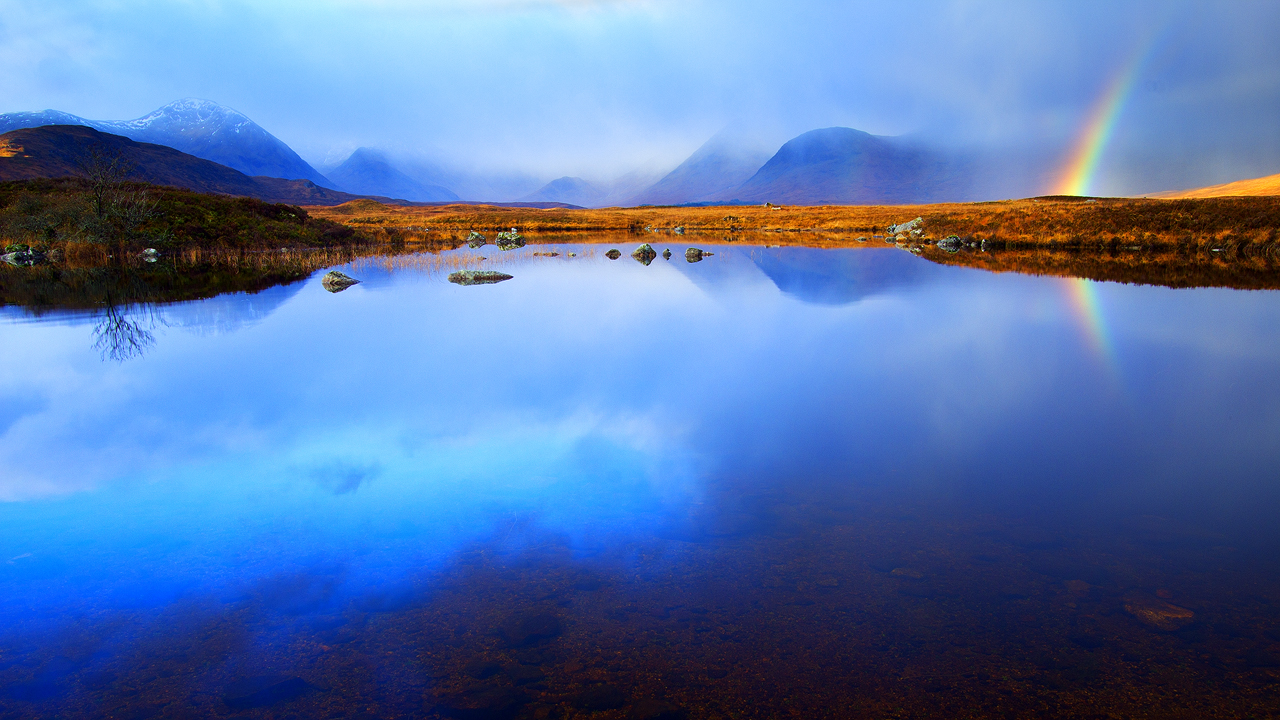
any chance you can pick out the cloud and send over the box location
[1,0,1277,191]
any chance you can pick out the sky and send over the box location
[1,0,1278,195]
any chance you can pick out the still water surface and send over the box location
[2,243,1280,718]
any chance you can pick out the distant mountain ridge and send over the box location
[634,127,774,206]
[0,125,579,209]
[720,127,971,205]
[0,99,333,187]
[327,148,459,202]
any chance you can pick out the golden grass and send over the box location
[307,196,1280,252]
[1150,172,1280,199]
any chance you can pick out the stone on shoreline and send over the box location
[448,270,514,286]
[321,270,360,293]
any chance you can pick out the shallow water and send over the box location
[2,242,1280,719]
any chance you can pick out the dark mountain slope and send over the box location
[723,127,971,205]
[0,126,361,205]
[0,99,332,186]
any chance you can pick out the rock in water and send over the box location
[663,248,672,260]
[936,235,963,253]
[500,612,562,646]
[140,248,159,263]
[1,246,46,267]
[632,243,657,265]
[322,271,360,293]
[605,249,621,260]
[466,231,487,248]
[1124,597,1195,631]
[496,228,525,250]
[448,270,514,286]
[685,247,704,263]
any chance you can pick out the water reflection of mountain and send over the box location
[752,246,940,305]
[165,280,306,336]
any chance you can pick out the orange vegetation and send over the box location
[308,196,1280,253]
[1150,172,1280,199]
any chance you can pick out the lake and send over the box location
[2,241,1279,719]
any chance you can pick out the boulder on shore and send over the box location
[632,243,657,265]
[322,270,360,293]
[448,270,514,286]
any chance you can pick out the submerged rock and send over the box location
[684,247,713,263]
[572,685,627,711]
[436,686,528,720]
[605,249,622,260]
[449,270,514,286]
[632,243,657,265]
[500,612,562,646]
[223,676,317,710]
[321,270,360,293]
[662,248,672,260]
[1124,597,1195,631]
[466,231,487,248]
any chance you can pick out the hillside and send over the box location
[0,125,366,206]
[634,128,773,206]
[1151,172,1280,199]
[721,127,971,205]
[520,177,604,207]
[327,148,459,202]
[0,99,332,186]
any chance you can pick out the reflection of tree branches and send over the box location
[92,302,166,362]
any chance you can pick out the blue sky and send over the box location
[1,0,1278,193]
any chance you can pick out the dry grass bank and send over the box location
[308,196,1280,253]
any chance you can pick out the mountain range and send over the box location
[0,98,1048,206]
[0,99,332,187]
[0,125,364,205]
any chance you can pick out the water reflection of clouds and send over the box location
[0,246,1278,608]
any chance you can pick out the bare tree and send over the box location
[77,146,134,221]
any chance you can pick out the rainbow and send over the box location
[1064,277,1114,369]
[1053,46,1152,196]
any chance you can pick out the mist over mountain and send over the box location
[634,127,774,206]
[520,177,604,207]
[719,127,973,205]
[327,148,459,202]
[0,100,333,187]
